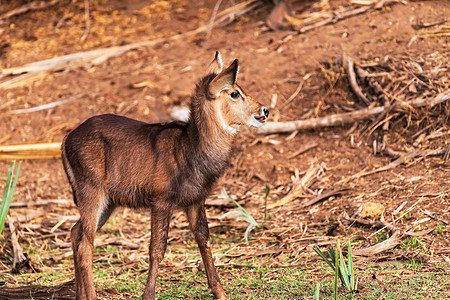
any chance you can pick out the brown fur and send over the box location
[61,53,268,300]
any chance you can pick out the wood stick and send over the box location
[299,188,348,208]
[9,94,86,114]
[342,217,402,256]
[287,141,318,159]
[287,0,403,34]
[353,230,402,256]
[339,147,445,183]
[0,142,61,160]
[0,0,61,20]
[422,209,449,225]
[7,217,29,273]
[206,0,224,40]
[268,163,322,209]
[366,197,424,239]
[256,89,450,134]
[344,56,371,105]
[80,0,91,42]
[10,199,73,208]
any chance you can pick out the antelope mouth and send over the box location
[250,113,266,128]
[255,115,266,123]
[249,106,269,128]
[255,106,269,124]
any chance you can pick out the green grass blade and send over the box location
[0,162,15,212]
[218,210,240,220]
[334,245,339,300]
[244,224,255,243]
[348,240,355,291]
[338,241,350,290]
[0,161,21,235]
[264,184,270,221]
[314,247,335,270]
[313,282,320,300]
[219,192,258,243]
[327,248,336,264]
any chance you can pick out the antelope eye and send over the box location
[230,91,240,99]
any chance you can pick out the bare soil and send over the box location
[0,0,449,299]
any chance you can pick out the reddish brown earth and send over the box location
[0,0,448,299]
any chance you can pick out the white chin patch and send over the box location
[249,115,264,128]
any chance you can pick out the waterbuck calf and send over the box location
[61,52,269,300]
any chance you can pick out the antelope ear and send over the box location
[207,51,223,74]
[208,59,239,98]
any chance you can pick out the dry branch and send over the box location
[422,209,449,225]
[7,217,32,273]
[287,141,318,159]
[0,142,61,160]
[9,94,86,114]
[268,163,323,209]
[299,188,348,208]
[0,280,75,300]
[10,199,72,208]
[342,218,402,256]
[286,0,404,34]
[340,148,445,183]
[0,0,263,89]
[353,230,402,256]
[257,89,449,134]
[0,0,61,20]
[345,56,371,105]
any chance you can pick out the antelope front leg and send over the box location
[186,202,228,300]
[142,205,173,300]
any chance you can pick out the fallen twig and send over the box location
[268,163,323,209]
[367,197,424,239]
[0,280,75,300]
[412,18,450,30]
[257,89,450,134]
[345,56,371,105]
[9,94,86,114]
[299,188,348,208]
[286,0,403,34]
[10,199,73,208]
[422,209,449,225]
[7,217,34,273]
[80,0,91,42]
[206,0,224,40]
[281,75,306,109]
[353,230,402,256]
[0,142,61,160]
[287,141,318,159]
[339,148,445,183]
[342,217,402,256]
[0,0,61,20]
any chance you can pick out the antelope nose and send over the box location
[262,106,269,118]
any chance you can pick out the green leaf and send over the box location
[218,192,258,243]
[334,245,339,300]
[313,282,320,300]
[0,161,21,236]
[314,247,335,270]
[338,240,350,290]
[348,240,355,291]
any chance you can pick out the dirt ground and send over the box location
[0,0,449,299]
